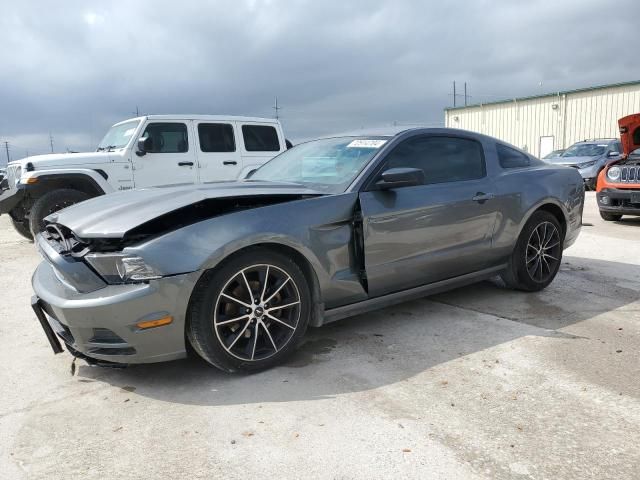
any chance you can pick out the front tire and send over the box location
[10,215,33,241]
[28,189,90,237]
[501,211,564,292]
[599,211,622,222]
[187,248,311,372]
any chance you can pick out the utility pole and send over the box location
[464,82,468,106]
[135,105,140,116]
[453,81,456,107]
[49,133,54,153]
[273,96,282,120]
[4,141,10,163]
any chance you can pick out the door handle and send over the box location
[472,192,494,203]
[223,161,238,166]
[178,161,194,167]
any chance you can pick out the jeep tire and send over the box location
[29,189,90,237]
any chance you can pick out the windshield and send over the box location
[97,120,141,151]
[250,136,388,193]
[562,143,606,157]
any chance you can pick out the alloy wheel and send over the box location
[525,221,561,283]
[213,264,301,361]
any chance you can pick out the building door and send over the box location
[539,136,555,158]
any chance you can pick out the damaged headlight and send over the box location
[84,253,162,284]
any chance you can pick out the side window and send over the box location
[383,135,486,184]
[198,123,235,152]
[610,142,621,153]
[497,144,530,168]
[141,123,188,153]
[242,125,280,152]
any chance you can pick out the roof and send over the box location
[445,79,640,111]
[113,114,281,126]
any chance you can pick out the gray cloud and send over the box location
[1,0,638,160]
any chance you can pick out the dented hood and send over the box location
[47,182,323,238]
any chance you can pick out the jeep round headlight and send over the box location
[607,166,621,182]
[84,253,161,284]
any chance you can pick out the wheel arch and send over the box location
[191,241,324,328]
[22,171,109,200]
[517,198,568,240]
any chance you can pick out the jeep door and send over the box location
[194,121,242,182]
[239,122,284,177]
[359,134,499,298]
[132,121,198,188]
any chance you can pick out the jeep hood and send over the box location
[13,151,115,169]
[47,182,324,238]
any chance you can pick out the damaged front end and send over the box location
[596,114,640,217]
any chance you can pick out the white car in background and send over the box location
[0,115,289,239]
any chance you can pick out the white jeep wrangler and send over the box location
[0,115,289,239]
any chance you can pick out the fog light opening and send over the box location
[600,196,610,205]
[136,316,173,330]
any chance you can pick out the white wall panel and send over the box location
[445,82,640,157]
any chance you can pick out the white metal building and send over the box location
[444,80,640,158]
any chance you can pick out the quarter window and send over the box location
[198,123,236,152]
[383,135,486,184]
[497,144,530,168]
[242,125,280,152]
[141,123,188,153]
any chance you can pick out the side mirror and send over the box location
[607,151,619,158]
[375,167,425,190]
[136,137,150,156]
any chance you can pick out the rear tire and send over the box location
[187,248,311,373]
[10,216,33,241]
[28,189,90,237]
[599,211,622,222]
[500,211,564,292]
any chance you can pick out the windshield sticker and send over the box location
[347,139,387,149]
[123,128,136,137]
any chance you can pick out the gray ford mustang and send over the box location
[31,128,584,372]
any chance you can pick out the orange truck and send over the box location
[596,114,640,221]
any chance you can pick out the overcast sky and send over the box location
[1,0,638,162]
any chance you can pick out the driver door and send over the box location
[359,134,499,298]
[132,121,198,188]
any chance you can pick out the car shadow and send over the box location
[77,255,640,406]
[614,216,640,227]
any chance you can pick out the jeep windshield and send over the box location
[249,136,388,193]
[97,120,141,151]
[562,143,606,157]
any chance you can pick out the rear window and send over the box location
[198,123,235,152]
[497,144,530,168]
[242,125,280,152]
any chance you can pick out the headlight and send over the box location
[84,253,161,284]
[607,166,621,182]
[578,160,597,169]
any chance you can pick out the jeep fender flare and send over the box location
[20,169,114,198]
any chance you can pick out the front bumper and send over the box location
[597,188,640,216]
[0,187,24,214]
[32,261,202,364]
